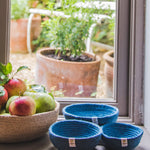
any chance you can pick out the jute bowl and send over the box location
[0,101,60,143]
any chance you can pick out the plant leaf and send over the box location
[28,84,46,93]
[0,63,5,74]
[0,62,12,75]
[0,86,5,96]
[0,72,9,86]
[75,90,83,95]
[16,66,31,74]
[91,92,97,97]
[5,62,12,75]
[48,92,54,99]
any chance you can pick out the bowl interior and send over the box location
[50,120,101,138]
[63,103,118,118]
[102,123,143,139]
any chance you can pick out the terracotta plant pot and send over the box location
[103,50,114,98]
[36,48,101,97]
[10,16,41,53]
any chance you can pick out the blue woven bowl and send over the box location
[49,120,102,150]
[102,123,143,150]
[63,103,119,126]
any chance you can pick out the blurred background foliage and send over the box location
[11,0,115,50]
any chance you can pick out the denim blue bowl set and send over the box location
[49,103,143,150]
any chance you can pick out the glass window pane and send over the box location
[9,0,116,100]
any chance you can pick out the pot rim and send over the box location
[11,17,41,22]
[103,50,114,66]
[36,47,101,65]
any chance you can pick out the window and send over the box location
[0,0,145,125]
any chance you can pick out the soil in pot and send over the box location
[36,48,101,98]
[45,51,94,62]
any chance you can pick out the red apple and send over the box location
[0,86,8,107]
[9,96,36,116]
[4,78,26,98]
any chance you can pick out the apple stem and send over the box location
[10,72,14,79]
[19,91,21,97]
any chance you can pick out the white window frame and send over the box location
[0,0,145,125]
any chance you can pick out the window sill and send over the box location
[0,126,149,150]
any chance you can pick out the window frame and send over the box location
[57,0,131,117]
[0,0,145,125]
[129,0,145,125]
[0,0,10,64]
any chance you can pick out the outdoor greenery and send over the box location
[11,0,115,48]
[32,23,51,49]
[43,18,94,56]
[28,0,54,9]
[92,18,115,46]
[11,0,29,20]
[44,0,97,57]
[11,0,55,20]
[10,0,115,50]
[32,0,115,50]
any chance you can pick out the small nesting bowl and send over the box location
[102,123,144,150]
[0,101,60,143]
[49,120,102,150]
[63,103,119,126]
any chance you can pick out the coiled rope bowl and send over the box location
[63,103,119,126]
[49,120,102,150]
[0,101,60,143]
[102,122,143,150]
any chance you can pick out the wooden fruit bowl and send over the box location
[0,101,60,143]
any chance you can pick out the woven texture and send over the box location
[0,101,60,143]
[63,103,119,126]
[49,120,102,150]
[102,123,143,150]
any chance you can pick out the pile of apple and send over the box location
[0,63,55,116]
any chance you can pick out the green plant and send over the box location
[41,0,95,57]
[35,0,115,51]
[0,62,30,86]
[28,0,55,9]
[11,0,29,20]
[92,17,115,46]
[32,23,51,50]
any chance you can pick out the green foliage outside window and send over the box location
[39,0,97,57]
[32,0,115,51]
[92,18,115,46]
[32,17,52,49]
[28,0,55,9]
[11,0,29,20]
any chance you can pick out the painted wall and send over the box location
[144,0,150,132]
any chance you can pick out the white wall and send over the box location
[144,0,150,132]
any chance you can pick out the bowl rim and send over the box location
[62,103,119,119]
[0,101,60,118]
[102,122,144,140]
[49,119,102,140]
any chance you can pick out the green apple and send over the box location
[5,96,19,113]
[0,108,10,116]
[23,92,55,113]
[0,113,10,116]
[0,108,6,114]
